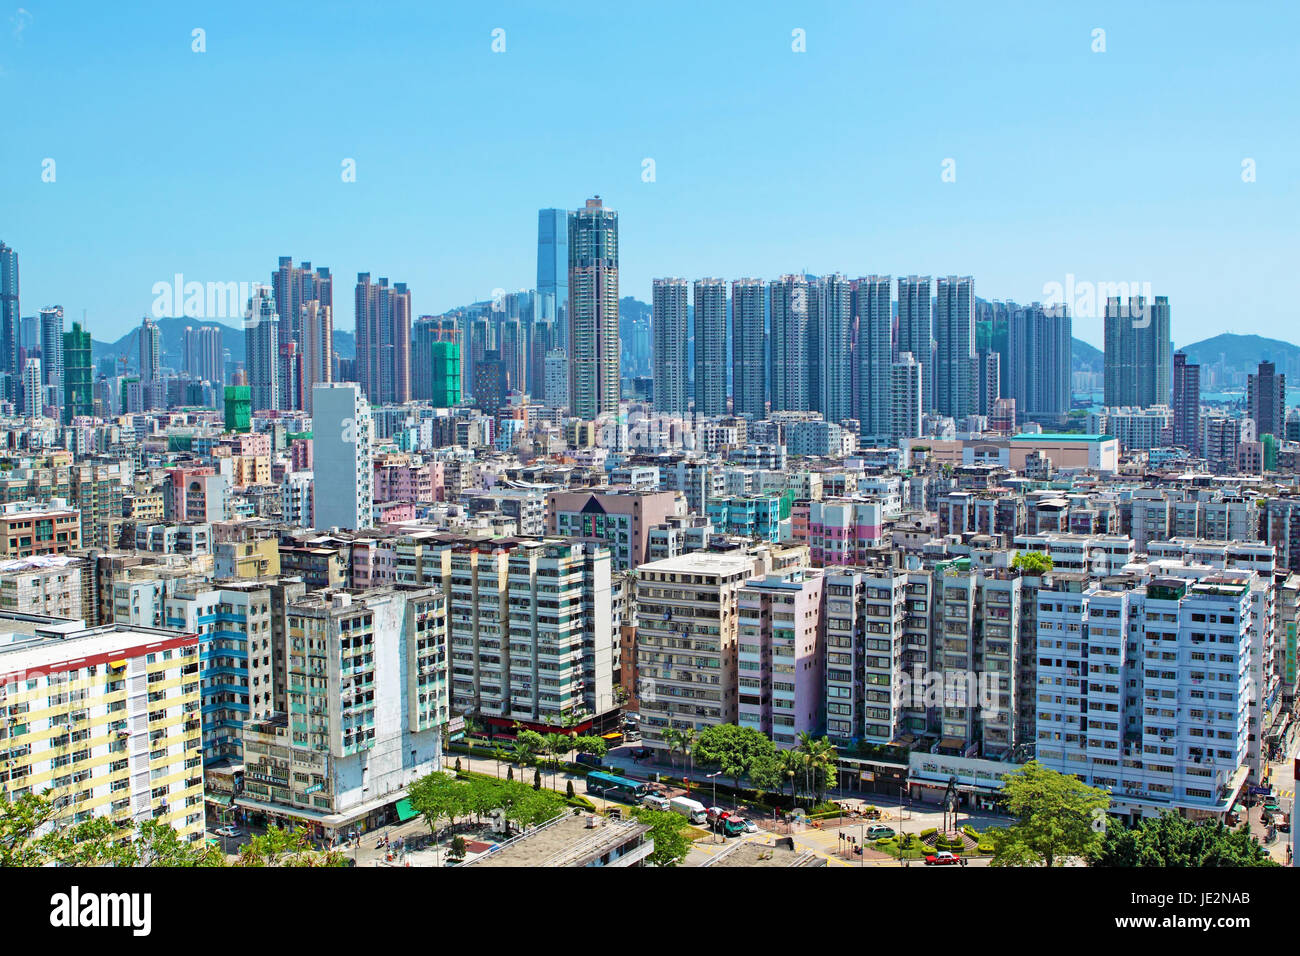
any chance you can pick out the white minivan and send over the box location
[641,793,670,811]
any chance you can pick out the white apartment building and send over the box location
[1035,571,1257,824]
[237,585,447,837]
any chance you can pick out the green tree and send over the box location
[695,723,776,790]
[796,732,838,802]
[573,735,608,759]
[407,771,469,841]
[232,826,347,867]
[1011,551,1054,575]
[1091,812,1279,867]
[631,808,692,867]
[986,760,1110,867]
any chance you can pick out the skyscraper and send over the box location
[62,321,93,424]
[1008,302,1072,426]
[1172,351,1201,454]
[271,258,332,410]
[568,197,619,420]
[694,278,728,417]
[0,242,19,404]
[1104,295,1172,408]
[731,278,766,420]
[38,306,64,394]
[853,275,893,445]
[138,316,162,384]
[651,278,689,415]
[312,382,372,532]
[769,274,812,413]
[816,274,853,425]
[897,276,933,412]
[244,285,280,411]
[934,276,975,420]
[891,351,923,443]
[1248,360,1286,440]
[22,357,40,418]
[537,209,570,352]
[976,349,1000,417]
[355,274,412,407]
[183,325,224,385]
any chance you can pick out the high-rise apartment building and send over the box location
[770,274,812,413]
[817,274,853,425]
[21,358,41,418]
[182,325,224,385]
[731,278,766,420]
[443,538,616,731]
[0,614,205,841]
[244,285,280,411]
[737,568,825,749]
[890,352,923,443]
[853,276,893,445]
[568,197,620,420]
[651,278,689,415]
[897,276,933,411]
[0,241,19,404]
[1172,351,1201,454]
[38,306,64,395]
[1248,360,1286,440]
[635,551,768,751]
[138,316,162,384]
[694,278,728,417]
[355,273,412,407]
[312,382,373,532]
[1008,302,1072,426]
[1104,295,1172,408]
[237,585,447,832]
[934,276,976,420]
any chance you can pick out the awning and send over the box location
[395,797,419,823]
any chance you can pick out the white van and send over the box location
[641,794,670,811]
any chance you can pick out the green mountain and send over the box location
[91,318,356,373]
[1177,333,1300,379]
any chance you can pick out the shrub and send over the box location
[920,827,938,840]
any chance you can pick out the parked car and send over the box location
[741,819,759,833]
[631,747,652,760]
[865,824,895,840]
[213,826,242,839]
[924,851,965,866]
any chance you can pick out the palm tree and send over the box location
[796,732,838,803]
[778,748,803,805]
[491,746,508,779]
[662,728,683,769]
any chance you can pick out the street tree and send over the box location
[1091,812,1279,867]
[986,760,1110,867]
[695,723,776,790]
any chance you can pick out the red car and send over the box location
[924,851,965,866]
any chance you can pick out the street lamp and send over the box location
[707,770,722,809]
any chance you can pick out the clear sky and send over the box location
[1,0,1296,347]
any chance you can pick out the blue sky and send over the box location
[1,0,1296,347]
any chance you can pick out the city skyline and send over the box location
[1,2,1296,346]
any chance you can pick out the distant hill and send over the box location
[93,317,355,373]
[1178,333,1300,379]
[1072,338,1103,372]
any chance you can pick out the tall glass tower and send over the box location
[537,209,570,353]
